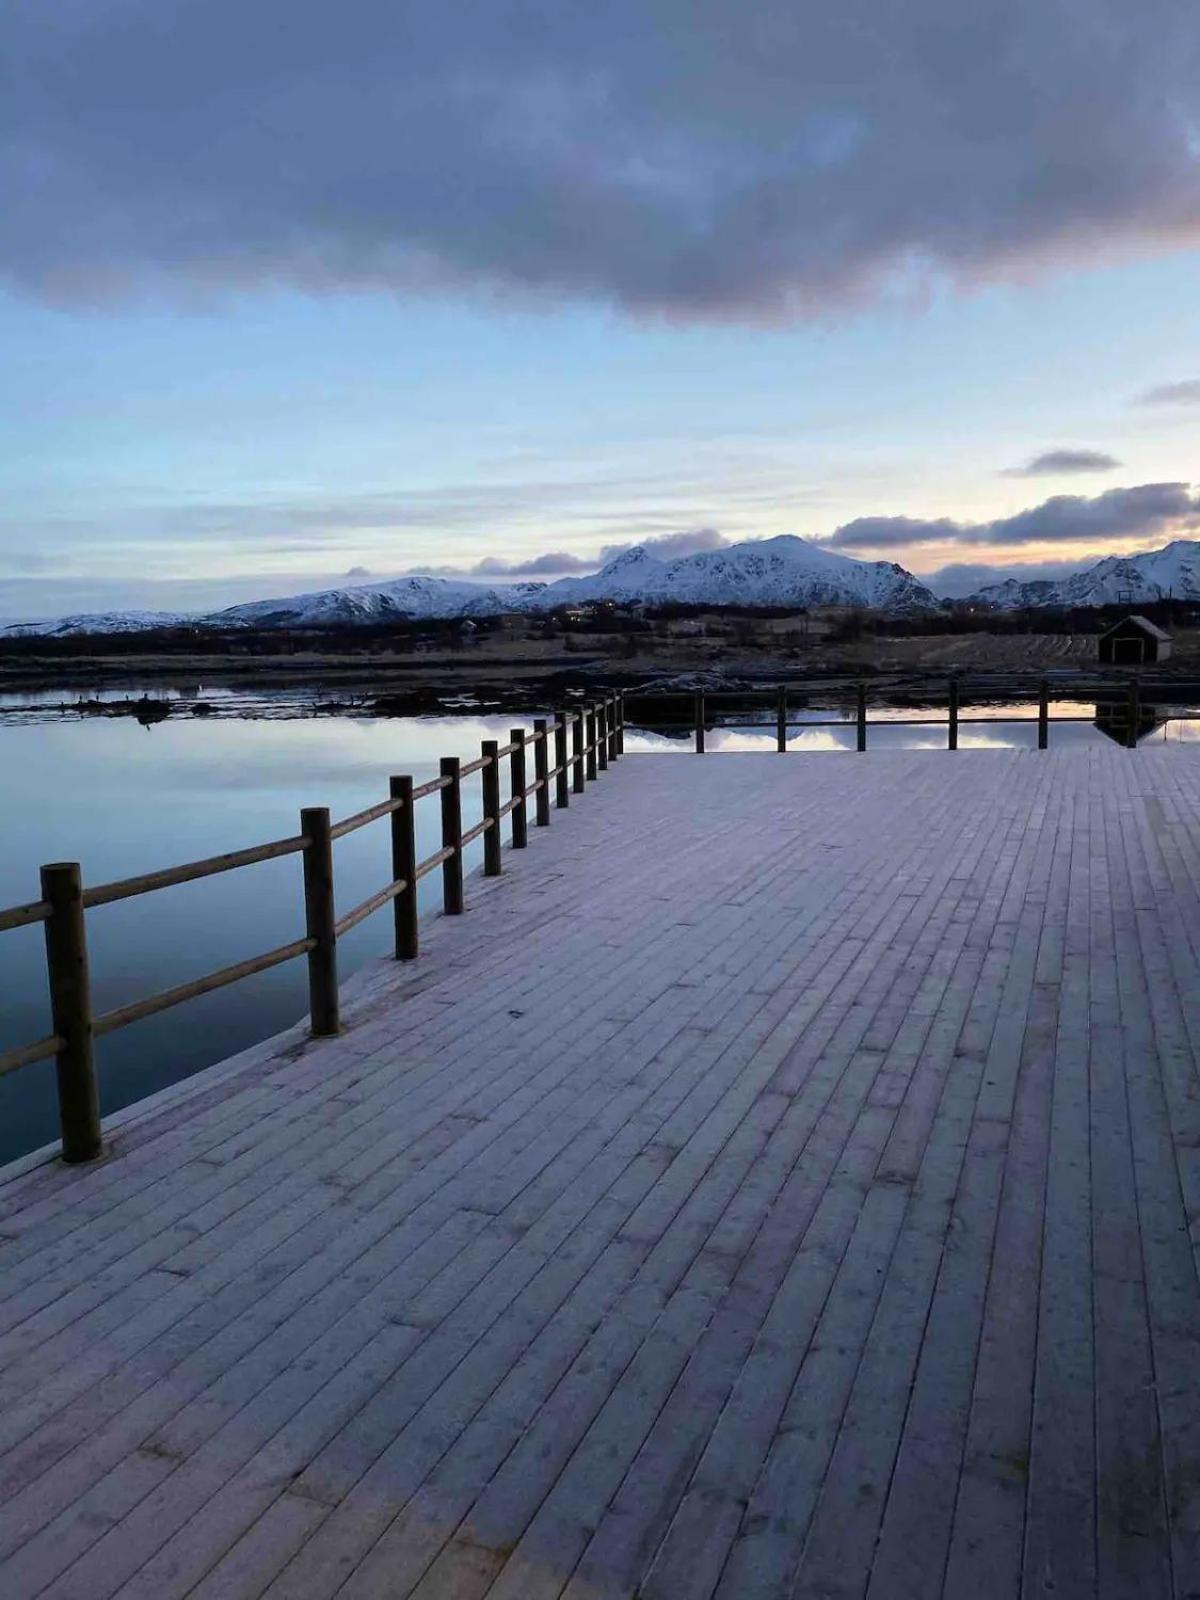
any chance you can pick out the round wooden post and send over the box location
[597,702,609,772]
[616,692,625,755]
[440,757,465,909]
[948,678,959,752]
[1038,680,1049,750]
[40,862,101,1163]
[482,741,503,874]
[554,712,570,808]
[572,709,585,793]
[510,731,528,847]
[533,719,551,825]
[856,683,867,752]
[300,807,339,1035]
[695,690,705,754]
[586,708,598,781]
[607,696,618,761]
[776,684,787,752]
[390,776,418,960]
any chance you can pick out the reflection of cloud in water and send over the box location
[626,702,1200,755]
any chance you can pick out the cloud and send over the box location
[406,526,729,579]
[1135,380,1200,405]
[419,551,596,579]
[344,565,372,577]
[1002,449,1120,477]
[823,515,962,550]
[5,3,1200,317]
[826,483,1200,550]
[599,527,729,563]
[921,559,1091,598]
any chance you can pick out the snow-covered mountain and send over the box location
[0,610,193,638]
[211,575,548,629]
[540,536,939,612]
[972,539,1200,610]
[1,535,940,636]
[213,537,938,625]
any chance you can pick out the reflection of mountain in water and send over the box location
[1093,701,1169,747]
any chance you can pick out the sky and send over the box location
[3,0,1200,619]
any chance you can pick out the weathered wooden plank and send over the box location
[0,751,1197,1600]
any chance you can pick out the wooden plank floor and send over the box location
[3,747,1200,1599]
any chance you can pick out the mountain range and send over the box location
[1,536,939,635]
[971,539,1200,610]
[7,534,1200,637]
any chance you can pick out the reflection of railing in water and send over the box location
[1091,701,1171,746]
[626,676,1199,752]
[0,696,626,1165]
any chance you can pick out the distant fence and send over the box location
[0,695,625,1164]
[626,675,1186,753]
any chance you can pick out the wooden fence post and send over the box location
[554,712,569,808]
[510,731,528,846]
[1126,679,1140,750]
[40,862,101,1163]
[616,692,625,755]
[1038,680,1049,750]
[948,678,958,752]
[440,756,464,909]
[573,709,585,793]
[776,685,787,752]
[390,776,418,959]
[300,807,339,1035]
[607,696,618,761]
[586,708,598,781]
[533,719,551,825]
[695,690,705,754]
[482,740,502,874]
[856,683,867,753]
[597,702,609,772]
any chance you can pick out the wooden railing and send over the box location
[0,695,625,1164]
[627,676,1171,754]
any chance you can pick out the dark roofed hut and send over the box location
[1098,614,1171,665]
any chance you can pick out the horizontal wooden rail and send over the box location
[334,881,407,938]
[93,935,316,1037]
[414,844,456,880]
[0,698,626,1162]
[329,797,398,840]
[0,1032,64,1078]
[411,774,452,801]
[82,834,308,908]
[0,897,51,933]
[645,676,1169,758]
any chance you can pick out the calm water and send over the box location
[2,693,1198,1162]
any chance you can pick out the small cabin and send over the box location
[1098,615,1171,666]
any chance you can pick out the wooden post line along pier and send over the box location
[678,674,1153,752]
[0,696,626,1163]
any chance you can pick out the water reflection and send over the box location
[4,694,1200,1164]
[625,699,1200,752]
[0,712,526,1163]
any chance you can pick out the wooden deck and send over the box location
[3,747,1200,1599]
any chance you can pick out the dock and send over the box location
[2,746,1200,1598]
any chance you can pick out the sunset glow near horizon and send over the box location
[3,1,1200,619]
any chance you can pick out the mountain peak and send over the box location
[971,537,1200,609]
[599,544,665,572]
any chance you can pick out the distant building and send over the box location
[1098,615,1171,666]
